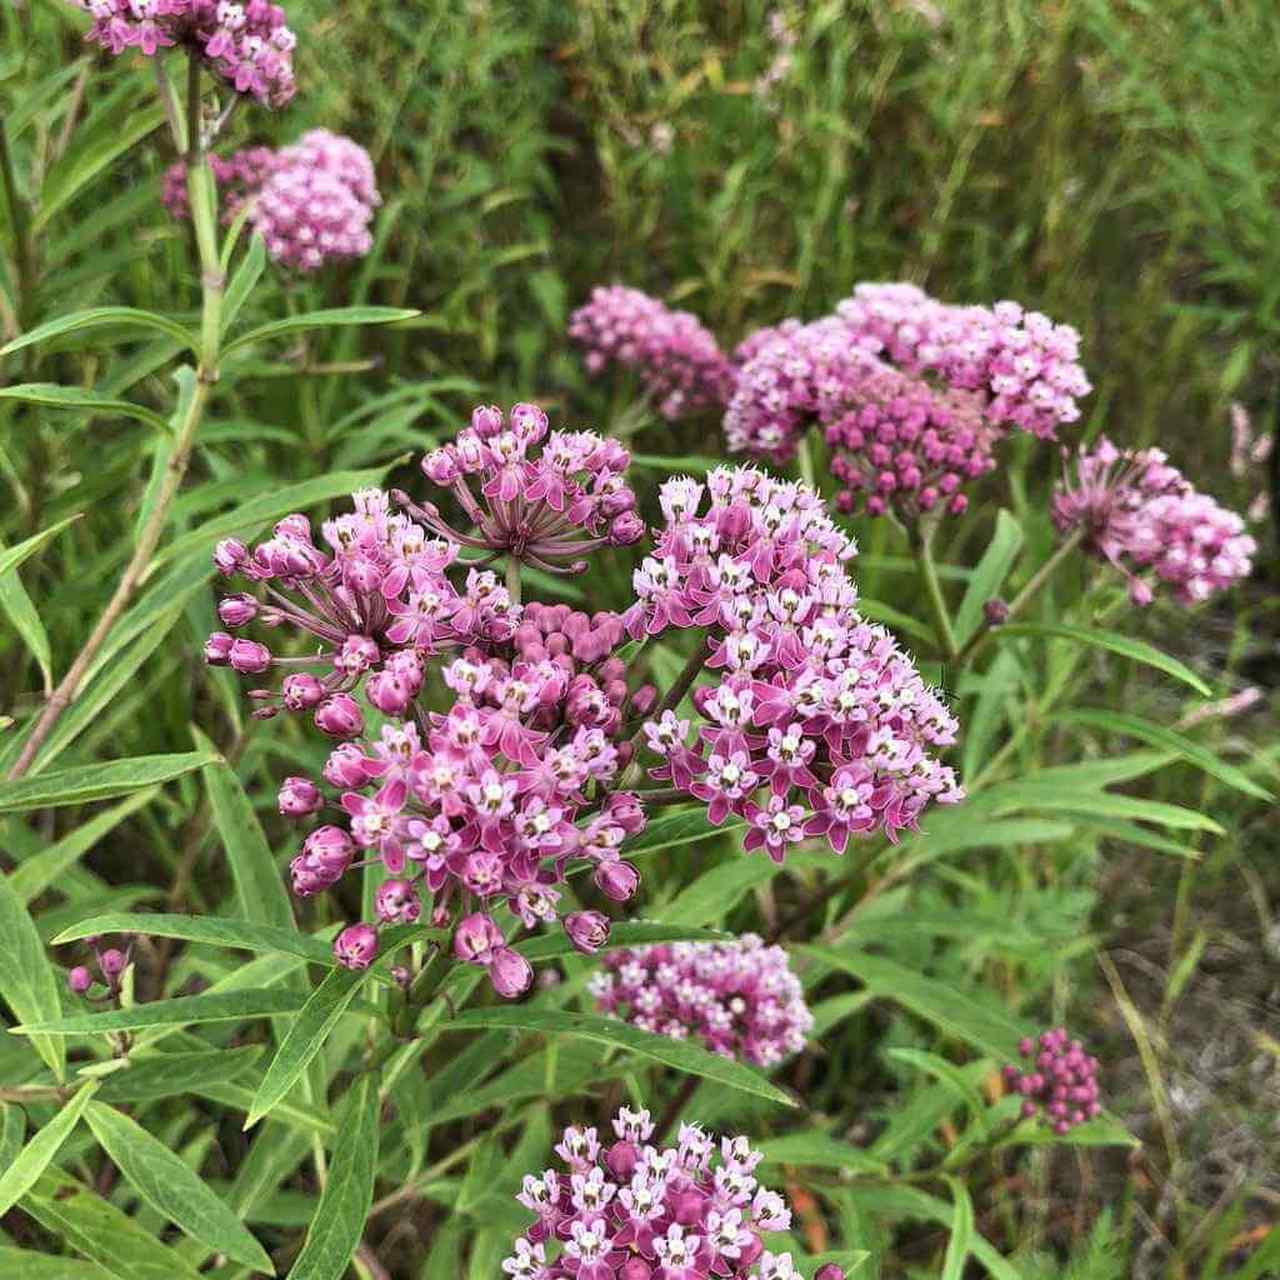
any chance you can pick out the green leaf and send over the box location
[940,1176,975,1280]
[246,965,373,1128]
[196,730,297,929]
[286,1072,379,1280]
[754,1131,888,1175]
[0,871,66,1079]
[983,780,1223,833]
[152,463,394,571]
[622,806,746,858]
[95,1046,264,1103]
[800,947,1032,1059]
[0,512,82,580]
[515,920,728,962]
[224,306,420,355]
[656,849,828,927]
[0,536,53,693]
[996,622,1212,695]
[0,749,219,813]
[53,912,336,967]
[21,1169,204,1280]
[0,1082,97,1216]
[12,987,307,1036]
[0,1102,23,1170]
[83,1101,274,1274]
[0,307,194,358]
[0,1248,114,1279]
[222,232,267,335]
[10,788,160,903]
[1056,707,1273,801]
[954,510,1023,645]
[441,1008,796,1107]
[0,384,170,433]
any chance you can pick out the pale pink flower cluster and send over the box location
[503,1106,846,1280]
[74,0,297,107]
[569,286,736,420]
[626,467,964,855]
[1052,437,1256,606]
[163,130,380,271]
[591,935,813,1068]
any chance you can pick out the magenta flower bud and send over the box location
[618,1259,652,1280]
[815,1267,846,1280]
[98,948,127,979]
[366,668,415,716]
[315,694,364,739]
[605,1139,638,1181]
[673,1188,706,1225]
[607,511,646,546]
[630,684,658,717]
[471,404,505,436]
[564,911,610,955]
[229,638,272,674]
[204,631,234,665]
[594,859,640,902]
[984,597,1010,626]
[213,538,248,576]
[333,923,379,970]
[336,634,380,675]
[604,792,646,835]
[323,743,372,788]
[374,879,421,925]
[278,776,322,817]
[274,513,311,541]
[67,965,93,994]
[453,912,503,966]
[509,402,548,440]
[488,946,533,998]
[217,593,259,627]
[282,672,326,710]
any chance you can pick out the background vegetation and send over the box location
[1,1,1277,1277]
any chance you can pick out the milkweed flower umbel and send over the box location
[1003,1027,1102,1134]
[570,285,736,420]
[503,1106,845,1280]
[73,0,297,107]
[626,467,964,854]
[591,935,813,1068]
[1051,437,1256,606]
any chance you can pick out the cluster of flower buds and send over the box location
[406,404,645,572]
[206,487,515,726]
[75,0,297,107]
[163,130,381,271]
[503,1106,847,1280]
[65,934,132,998]
[626,468,964,855]
[591,936,813,1068]
[1003,1028,1102,1135]
[569,286,737,421]
[1051,437,1256,606]
[835,283,1091,440]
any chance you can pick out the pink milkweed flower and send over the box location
[333,923,378,970]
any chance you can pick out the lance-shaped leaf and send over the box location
[515,920,728,963]
[0,512,82,580]
[0,1247,116,1278]
[0,383,171,432]
[954,509,1023,645]
[95,1046,264,1103]
[441,1008,796,1107]
[224,306,420,355]
[0,872,66,1079]
[12,987,307,1036]
[0,749,219,813]
[0,1082,98,1216]
[0,307,194,357]
[83,1101,274,1273]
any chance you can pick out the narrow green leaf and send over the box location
[996,622,1212,695]
[985,781,1224,833]
[222,232,267,334]
[940,1176,975,1280]
[0,1082,97,1216]
[442,1008,796,1107]
[0,1248,114,1278]
[0,535,54,691]
[622,806,746,857]
[0,749,219,813]
[0,872,65,1079]
[246,965,372,1128]
[515,920,728,962]
[95,1046,264,1103]
[0,384,170,433]
[12,987,307,1036]
[1057,706,1273,801]
[0,512,82,580]
[656,849,829,927]
[754,1131,887,1175]
[954,510,1023,645]
[53,912,336,967]
[10,788,160,903]
[0,1102,23,1169]
[0,307,194,358]
[286,1073,379,1280]
[84,1101,274,1273]
[224,306,420,355]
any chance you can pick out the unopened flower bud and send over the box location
[564,911,610,955]
[315,694,364,739]
[278,776,322,817]
[453,912,503,966]
[594,859,640,902]
[374,879,421,925]
[67,965,93,994]
[333,923,379,970]
[204,631,234,665]
[229,638,272,674]
[98,948,127,979]
[217,594,259,627]
[213,538,248,576]
[983,597,1010,626]
[488,946,533,998]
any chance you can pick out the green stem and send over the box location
[796,429,817,492]
[910,520,958,662]
[505,553,522,606]
[616,638,706,791]
[6,54,224,780]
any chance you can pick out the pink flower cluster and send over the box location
[503,1106,845,1280]
[570,286,736,421]
[591,935,813,1068]
[75,0,297,107]
[1003,1027,1102,1135]
[163,130,380,271]
[407,404,645,572]
[1052,437,1256,606]
[836,284,1091,440]
[626,467,964,856]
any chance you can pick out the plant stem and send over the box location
[909,520,958,662]
[505,553,522,606]
[654,1074,699,1142]
[954,527,1084,667]
[795,430,817,491]
[7,54,224,780]
[616,638,706,791]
